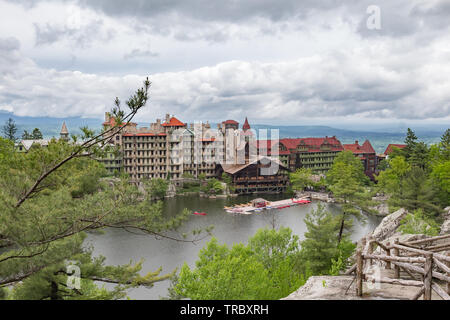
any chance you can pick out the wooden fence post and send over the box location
[423,253,433,300]
[356,249,363,297]
[393,239,400,279]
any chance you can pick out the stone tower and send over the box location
[60,121,69,141]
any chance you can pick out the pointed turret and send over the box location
[242,117,251,131]
[60,121,69,141]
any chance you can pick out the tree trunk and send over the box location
[338,212,346,244]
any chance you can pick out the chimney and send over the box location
[105,112,110,122]
[355,140,359,145]
[165,114,170,123]
[157,119,161,125]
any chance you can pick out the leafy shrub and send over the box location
[399,209,440,236]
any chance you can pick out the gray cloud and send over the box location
[34,19,116,48]
[123,48,159,60]
[1,1,450,124]
[8,0,450,43]
[1,38,448,123]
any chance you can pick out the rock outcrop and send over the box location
[371,208,408,241]
[283,207,450,300]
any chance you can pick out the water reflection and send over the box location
[85,194,381,300]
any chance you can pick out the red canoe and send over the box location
[193,212,207,216]
[293,200,311,204]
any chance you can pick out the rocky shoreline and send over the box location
[283,206,450,300]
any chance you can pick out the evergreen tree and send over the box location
[409,141,429,170]
[32,128,43,140]
[439,128,450,160]
[0,78,211,299]
[22,130,33,140]
[326,151,370,243]
[394,167,441,217]
[300,203,355,275]
[403,128,418,160]
[2,118,17,142]
[173,228,307,300]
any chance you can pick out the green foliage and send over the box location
[326,150,370,187]
[70,163,106,198]
[300,203,356,275]
[0,79,209,299]
[329,241,357,276]
[376,156,411,195]
[146,178,169,199]
[2,118,17,142]
[32,128,43,140]
[376,128,449,219]
[201,178,224,195]
[221,172,232,185]
[403,128,418,161]
[430,160,450,207]
[174,228,308,300]
[326,151,370,242]
[399,209,440,236]
[290,168,314,192]
[22,130,33,140]
[182,172,195,179]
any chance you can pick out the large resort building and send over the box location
[99,112,384,191]
[100,113,382,193]
[13,113,382,194]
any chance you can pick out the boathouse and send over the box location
[218,156,290,194]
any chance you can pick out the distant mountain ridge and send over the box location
[1,112,444,154]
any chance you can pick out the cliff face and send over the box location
[283,207,450,300]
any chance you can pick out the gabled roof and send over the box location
[280,137,344,153]
[362,140,376,154]
[221,156,288,175]
[344,140,375,154]
[162,116,186,127]
[384,144,406,155]
[17,139,51,151]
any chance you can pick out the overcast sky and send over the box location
[0,0,449,127]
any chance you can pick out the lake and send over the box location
[85,194,382,300]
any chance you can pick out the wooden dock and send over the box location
[225,198,311,215]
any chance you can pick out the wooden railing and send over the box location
[346,234,450,300]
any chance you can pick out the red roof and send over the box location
[280,137,344,153]
[122,133,167,137]
[344,140,375,155]
[384,144,406,155]
[254,137,343,155]
[242,117,251,131]
[362,140,376,154]
[223,120,239,125]
[162,116,186,127]
[254,140,289,155]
